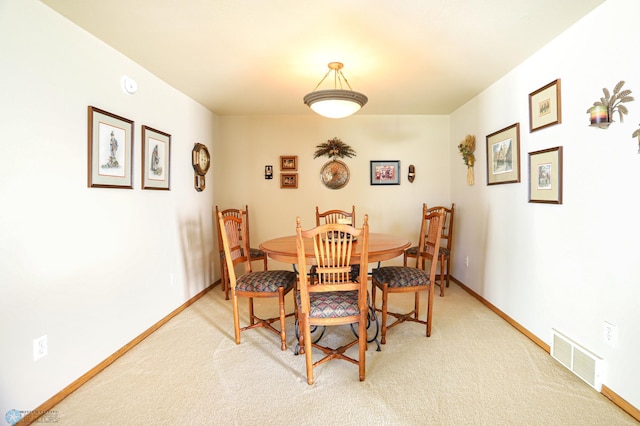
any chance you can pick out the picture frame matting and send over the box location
[142,125,171,190]
[370,160,401,185]
[88,106,134,189]
[529,79,562,132]
[528,146,563,204]
[486,123,521,185]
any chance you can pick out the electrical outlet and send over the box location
[33,335,48,361]
[465,256,469,267]
[604,322,617,347]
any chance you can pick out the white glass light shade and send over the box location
[304,89,368,119]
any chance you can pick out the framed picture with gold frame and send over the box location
[486,123,520,185]
[280,173,298,188]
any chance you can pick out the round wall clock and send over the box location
[192,143,210,176]
[320,160,350,190]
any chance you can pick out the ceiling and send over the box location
[41,0,604,116]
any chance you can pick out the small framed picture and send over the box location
[529,79,562,132]
[528,146,563,204]
[88,106,134,188]
[370,161,400,185]
[280,155,298,171]
[265,165,273,179]
[280,173,298,188]
[142,125,171,190]
[486,123,521,185]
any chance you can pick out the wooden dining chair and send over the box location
[218,211,296,351]
[315,205,356,226]
[403,203,455,296]
[313,206,358,281]
[215,205,269,300]
[372,208,444,344]
[295,214,369,384]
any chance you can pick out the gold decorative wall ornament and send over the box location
[457,134,476,185]
[320,160,350,190]
[587,81,634,129]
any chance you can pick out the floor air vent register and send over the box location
[551,329,604,391]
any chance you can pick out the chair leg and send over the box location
[232,292,241,345]
[439,254,445,297]
[426,287,434,337]
[445,256,451,287]
[358,310,367,381]
[278,287,287,351]
[302,314,314,385]
[220,257,228,299]
[248,297,255,326]
[223,261,230,300]
[380,284,389,345]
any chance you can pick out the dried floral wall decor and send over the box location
[458,134,476,185]
[313,137,356,159]
[587,80,634,128]
[313,138,355,190]
[632,124,640,154]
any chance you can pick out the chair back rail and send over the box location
[315,205,356,226]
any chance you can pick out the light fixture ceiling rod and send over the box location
[337,70,353,91]
[310,69,333,92]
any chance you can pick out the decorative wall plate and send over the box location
[320,160,350,190]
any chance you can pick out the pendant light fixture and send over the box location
[303,62,368,119]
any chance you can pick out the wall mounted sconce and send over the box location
[632,125,640,154]
[587,80,633,129]
[408,165,415,183]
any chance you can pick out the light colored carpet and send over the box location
[51,282,636,425]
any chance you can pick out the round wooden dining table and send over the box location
[259,233,411,265]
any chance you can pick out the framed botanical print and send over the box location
[142,125,171,190]
[528,146,563,204]
[486,123,521,185]
[529,79,562,132]
[88,106,134,188]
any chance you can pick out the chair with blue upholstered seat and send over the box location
[218,210,296,351]
[372,207,444,344]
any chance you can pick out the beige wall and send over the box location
[0,0,218,414]
[449,0,640,408]
[214,115,450,270]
